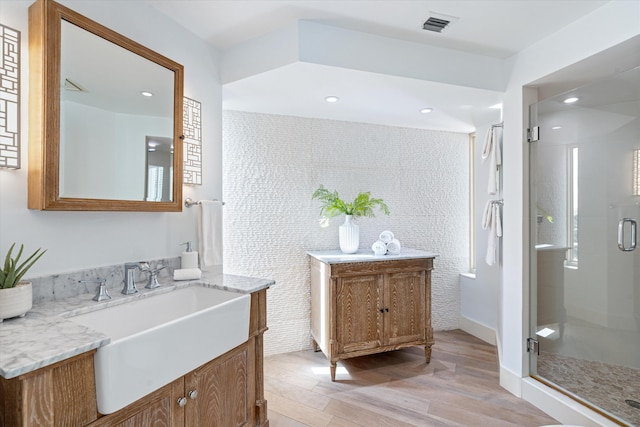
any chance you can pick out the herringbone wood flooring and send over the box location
[264,330,559,426]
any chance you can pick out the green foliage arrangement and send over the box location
[0,243,46,289]
[312,185,390,227]
[536,203,554,223]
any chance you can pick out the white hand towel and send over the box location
[173,268,202,281]
[482,200,503,266]
[386,238,401,255]
[371,240,387,255]
[482,127,502,195]
[379,230,394,244]
[198,200,223,267]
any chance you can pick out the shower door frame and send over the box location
[527,68,640,427]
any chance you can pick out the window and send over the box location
[470,132,476,273]
[147,165,164,202]
[567,146,579,265]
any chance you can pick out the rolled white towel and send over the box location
[173,268,202,281]
[371,240,387,255]
[386,238,401,255]
[379,230,394,244]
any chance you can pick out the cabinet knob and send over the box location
[188,390,198,400]
[177,397,187,407]
[379,308,384,313]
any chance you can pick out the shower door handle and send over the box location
[618,218,637,251]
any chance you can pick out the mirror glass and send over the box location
[59,20,175,201]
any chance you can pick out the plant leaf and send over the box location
[312,185,389,225]
[14,248,46,285]
[1,243,46,288]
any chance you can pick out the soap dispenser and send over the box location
[180,241,199,269]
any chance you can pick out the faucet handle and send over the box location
[145,265,165,289]
[79,279,111,302]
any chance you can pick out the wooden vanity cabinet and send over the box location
[0,289,269,427]
[0,351,98,427]
[310,254,434,381]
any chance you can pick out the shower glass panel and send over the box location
[529,66,640,426]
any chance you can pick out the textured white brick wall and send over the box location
[223,111,469,356]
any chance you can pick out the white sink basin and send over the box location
[68,285,251,414]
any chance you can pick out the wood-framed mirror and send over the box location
[28,0,184,211]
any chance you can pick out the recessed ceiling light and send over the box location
[325,96,339,103]
[141,91,154,97]
[420,108,433,114]
[551,126,562,130]
[148,141,159,147]
[148,148,156,152]
[563,97,579,104]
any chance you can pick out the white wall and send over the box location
[459,124,502,338]
[0,1,222,277]
[222,110,469,355]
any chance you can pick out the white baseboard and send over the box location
[459,315,497,346]
[500,364,523,397]
[522,378,621,427]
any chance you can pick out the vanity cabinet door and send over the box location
[87,379,184,427]
[336,274,385,354]
[385,270,426,346]
[184,342,252,427]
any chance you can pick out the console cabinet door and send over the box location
[336,274,384,354]
[184,343,251,427]
[385,270,426,346]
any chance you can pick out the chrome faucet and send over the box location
[79,279,111,302]
[122,262,149,295]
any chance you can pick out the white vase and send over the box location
[339,215,360,254]
[0,281,33,322]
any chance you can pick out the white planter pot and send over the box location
[339,215,360,254]
[0,281,33,322]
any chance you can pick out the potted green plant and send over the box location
[0,243,46,322]
[312,185,390,253]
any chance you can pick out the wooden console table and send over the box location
[308,248,437,381]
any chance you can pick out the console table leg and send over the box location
[425,344,433,364]
[330,361,337,382]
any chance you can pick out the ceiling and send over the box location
[148,0,615,132]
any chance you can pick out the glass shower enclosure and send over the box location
[529,66,640,426]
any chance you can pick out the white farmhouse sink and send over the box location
[68,285,251,414]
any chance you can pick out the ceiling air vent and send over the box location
[64,78,85,92]
[422,12,459,33]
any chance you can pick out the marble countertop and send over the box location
[307,248,438,264]
[0,272,274,379]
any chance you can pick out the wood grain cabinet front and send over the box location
[310,254,434,381]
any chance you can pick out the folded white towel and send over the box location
[198,200,223,267]
[482,200,503,266]
[386,238,401,255]
[379,230,394,244]
[173,268,202,281]
[482,126,502,195]
[371,240,387,255]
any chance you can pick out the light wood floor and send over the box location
[264,330,559,427]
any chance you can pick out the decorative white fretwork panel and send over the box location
[0,24,20,169]
[183,97,202,185]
